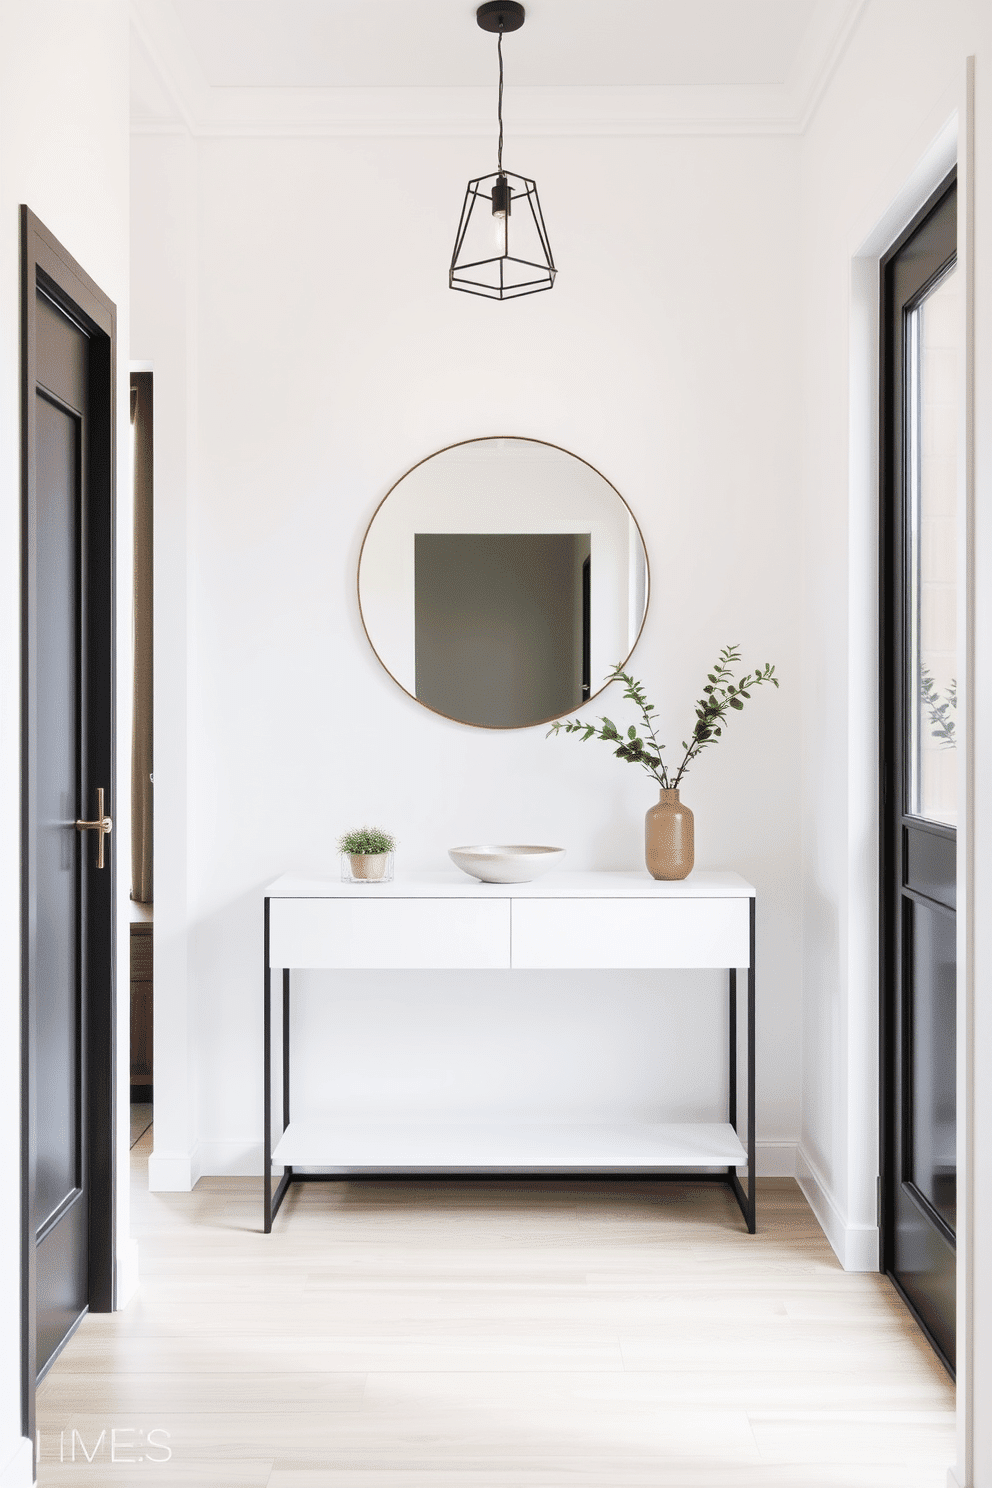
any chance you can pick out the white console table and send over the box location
[262,870,756,1233]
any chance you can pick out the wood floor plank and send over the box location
[34,1134,955,1486]
[263,1470,949,1488]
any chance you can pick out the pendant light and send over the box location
[449,1,557,300]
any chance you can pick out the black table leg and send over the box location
[728,899,757,1233]
[728,967,737,1142]
[263,900,272,1233]
[282,969,292,1182]
[263,905,292,1233]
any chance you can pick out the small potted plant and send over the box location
[338,826,396,883]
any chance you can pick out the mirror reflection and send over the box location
[358,437,649,729]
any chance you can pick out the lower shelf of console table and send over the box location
[263,870,756,1234]
[272,1119,748,1170]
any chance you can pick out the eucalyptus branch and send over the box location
[669,644,778,788]
[547,657,686,788]
[547,645,779,790]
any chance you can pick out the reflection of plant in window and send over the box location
[921,664,956,747]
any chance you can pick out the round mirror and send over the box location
[358,436,649,729]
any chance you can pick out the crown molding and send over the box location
[130,0,869,141]
[793,0,870,131]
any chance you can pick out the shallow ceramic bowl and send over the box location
[448,845,566,884]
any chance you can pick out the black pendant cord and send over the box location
[497,24,504,175]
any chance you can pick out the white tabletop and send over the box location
[264,869,755,900]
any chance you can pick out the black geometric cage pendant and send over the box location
[450,3,557,300]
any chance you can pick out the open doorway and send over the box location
[129,372,153,1146]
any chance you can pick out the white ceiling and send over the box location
[167,0,817,89]
[130,0,868,135]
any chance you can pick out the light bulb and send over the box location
[491,175,510,258]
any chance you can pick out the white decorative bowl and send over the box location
[448,845,566,884]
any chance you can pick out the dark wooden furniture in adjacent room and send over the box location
[129,913,153,1100]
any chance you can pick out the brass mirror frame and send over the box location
[357,435,651,730]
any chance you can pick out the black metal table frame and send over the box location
[263,895,756,1234]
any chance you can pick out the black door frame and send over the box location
[20,208,117,1445]
[879,170,957,1375]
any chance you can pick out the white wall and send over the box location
[0,3,131,1481]
[132,125,804,1187]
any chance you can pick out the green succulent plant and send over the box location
[548,645,779,790]
[338,827,396,856]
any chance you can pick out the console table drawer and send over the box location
[511,897,750,969]
[268,898,510,969]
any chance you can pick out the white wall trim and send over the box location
[796,1145,879,1271]
[128,114,811,142]
[115,1237,140,1309]
[853,112,958,258]
[193,1140,261,1179]
[147,1150,199,1192]
[0,1438,33,1488]
[130,0,867,141]
[796,1145,849,1262]
[127,92,845,142]
[754,1141,798,1178]
[795,0,869,134]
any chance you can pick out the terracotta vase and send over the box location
[645,788,694,880]
[349,852,389,881]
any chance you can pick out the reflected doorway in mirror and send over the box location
[414,532,590,728]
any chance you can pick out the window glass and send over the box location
[907,265,959,825]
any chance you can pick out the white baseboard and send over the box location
[190,1138,800,1179]
[147,1149,198,1192]
[796,1144,879,1271]
[194,1139,263,1177]
[115,1237,140,1307]
[754,1141,797,1177]
[0,1437,33,1487]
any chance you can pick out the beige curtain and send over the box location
[131,374,153,903]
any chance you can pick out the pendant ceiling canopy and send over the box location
[449,2,557,301]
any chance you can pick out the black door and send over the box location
[21,211,117,1433]
[881,176,958,1373]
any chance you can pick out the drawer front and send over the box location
[268,898,511,970]
[511,897,751,969]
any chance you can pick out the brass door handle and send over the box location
[76,787,113,869]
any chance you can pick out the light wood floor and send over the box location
[36,1130,955,1486]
